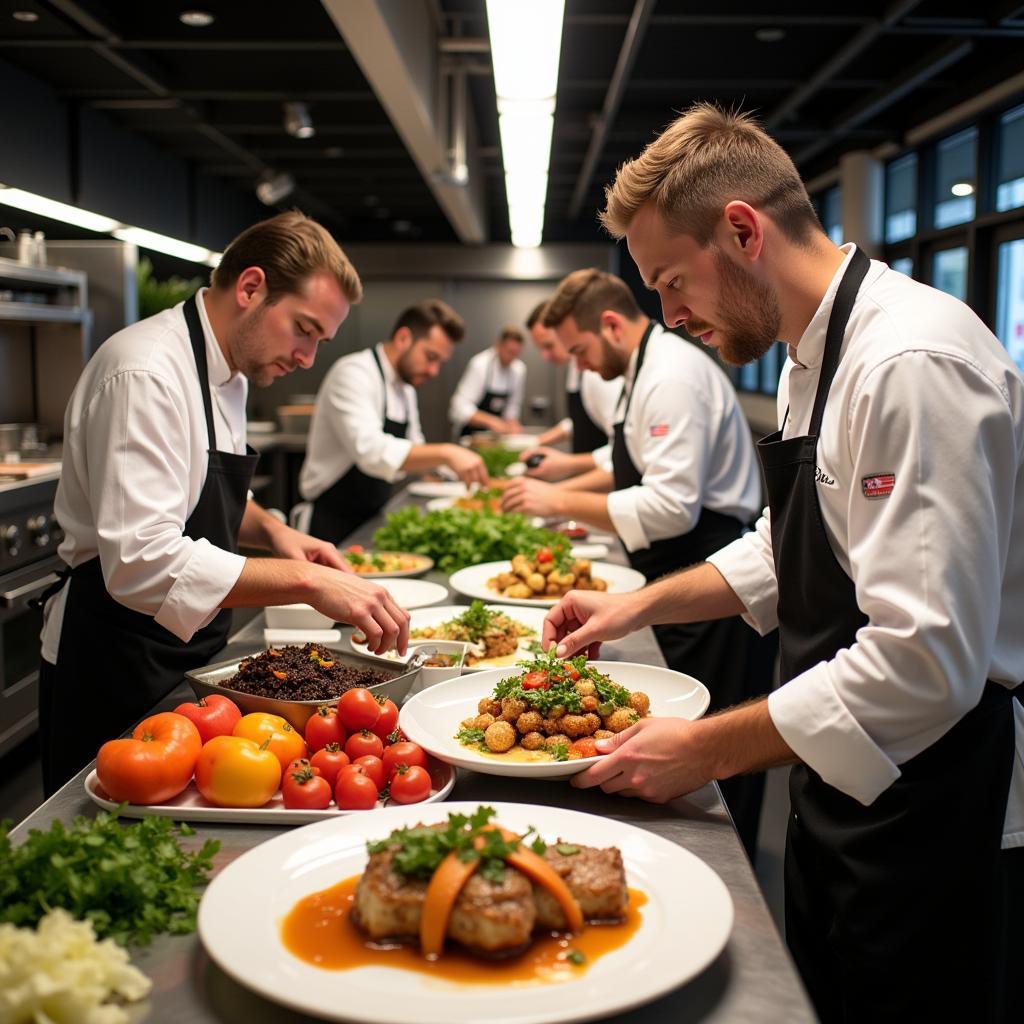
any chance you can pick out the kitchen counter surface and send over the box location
[10,485,815,1024]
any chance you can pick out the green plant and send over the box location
[136,257,202,319]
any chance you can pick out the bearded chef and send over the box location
[448,326,527,436]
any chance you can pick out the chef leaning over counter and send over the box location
[299,299,487,544]
[542,102,1024,1024]
[448,324,527,436]
[37,211,410,796]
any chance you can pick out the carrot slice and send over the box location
[496,828,584,933]
[419,850,480,959]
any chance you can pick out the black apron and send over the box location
[567,369,608,454]
[612,322,778,857]
[38,293,258,795]
[460,353,509,436]
[309,348,409,544]
[758,245,1018,1022]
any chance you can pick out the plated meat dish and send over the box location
[410,600,536,666]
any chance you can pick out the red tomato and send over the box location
[310,744,350,788]
[382,741,428,779]
[522,671,550,690]
[337,688,381,732]
[345,729,384,761]
[389,764,432,804]
[536,547,553,563]
[353,755,386,792]
[334,767,379,810]
[568,737,599,759]
[369,698,398,740]
[281,765,332,810]
[96,712,202,805]
[173,694,241,745]
[565,666,581,681]
[285,757,318,777]
[346,544,364,554]
[304,706,347,752]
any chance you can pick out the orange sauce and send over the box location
[280,875,647,986]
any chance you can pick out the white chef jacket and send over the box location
[707,246,1024,846]
[553,361,622,441]
[41,291,249,661]
[592,322,761,552]
[298,344,425,501]
[448,348,526,432]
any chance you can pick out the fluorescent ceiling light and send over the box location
[0,185,119,233]
[112,226,213,265]
[283,101,315,140]
[504,171,548,211]
[508,205,544,249]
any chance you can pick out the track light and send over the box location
[255,170,295,206]
[283,102,315,140]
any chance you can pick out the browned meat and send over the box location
[352,847,428,940]
[533,844,628,928]
[447,868,535,954]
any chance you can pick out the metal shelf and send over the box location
[0,302,88,324]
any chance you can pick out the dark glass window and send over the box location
[821,185,843,244]
[932,246,969,301]
[890,256,913,277]
[995,237,1024,372]
[933,127,977,228]
[996,103,1024,213]
[885,154,917,243]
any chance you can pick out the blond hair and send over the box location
[601,102,819,245]
[212,210,363,305]
[543,269,642,334]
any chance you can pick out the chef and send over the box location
[299,299,486,543]
[543,103,1023,1023]
[448,326,527,436]
[504,268,778,857]
[38,211,409,795]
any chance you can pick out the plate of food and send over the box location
[340,545,434,577]
[351,601,547,670]
[448,555,645,608]
[197,801,733,1024]
[398,652,710,779]
[406,479,468,498]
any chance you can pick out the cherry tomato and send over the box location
[382,741,429,779]
[346,544,364,554]
[194,735,281,808]
[565,665,581,681]
[369,698,398,740]
[172,694,241,745]
[96,712,202,805]
[353,755,386,792]
[310,743,350,788]
[281,765,332,810]
[345,729,384,761]
[522,671,550,690]
[536,547,553,563]
[233,712,308,772]
[337,688,381,733]
[568,737,599,759]
[304,706,347,752]
[389,764,432,804]
[285,757,318,777]
[334,767,379,810]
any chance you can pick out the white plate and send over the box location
[263,628,342,647]
[407,480,468,498]
[377,578,449,609]
[84,762,455,825]
[447,560,646,608]
[399,661,710,779]
[340,550,435,578]
[570,542,609,560]
[197,801,733,1024]
[350,604,548,671]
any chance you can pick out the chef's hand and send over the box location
[309,565,410,656]
[502,477,563,517]
[542,590,646,659]
[270,524,353,572]
[505,419,524,434]
[571,717,712,802]
[445,444,489,487]
[519,446,575,481]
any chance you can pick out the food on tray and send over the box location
[409,600,536,666]
[342,545,429,574]
[487,547,607,600]
[423,652,463,667]
[472,443,521,478]
[456,651,650,762]
[452,485,505,512]
[223,644,391,701]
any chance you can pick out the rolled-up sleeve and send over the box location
[706,509,779,633]
[449,355,486,431]
[592,443,613,473]
[506,363,526,421]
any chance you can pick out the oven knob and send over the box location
[1,524,21,556]
[28,515,50,548]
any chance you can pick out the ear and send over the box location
[722,201,764,261]
[392,326,414,352]
[600,309,625,341]
[235,266,266,309]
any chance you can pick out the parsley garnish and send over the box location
[549,742,570,762]
[457,727,486,746]
[566,949,586,966]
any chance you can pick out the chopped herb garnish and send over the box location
[549,742,570,762]
[457,727,486,746]
[566,949,586,966]
[555,843,580,856]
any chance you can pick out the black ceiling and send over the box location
[2,0,1023,246]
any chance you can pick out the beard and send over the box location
[230,304,288,388]
[396,347,425,387]
[688,249,781,367]
[596,333,631,380]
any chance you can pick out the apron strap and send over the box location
[618,320,657,423]
[370,346,407,425]
[183,292,218,452]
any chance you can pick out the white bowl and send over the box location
[263,603,335,630]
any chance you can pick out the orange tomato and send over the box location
[232,712,307,771]
[95,712,201,805]
[194,735,282,808]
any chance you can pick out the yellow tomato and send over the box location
[232,712,308,771]
[194,735,281,808]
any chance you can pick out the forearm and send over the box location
[699,698,797,779]
[237,500,286,551]
[536,423,570,447]
[221,556,318,608]
[547,490,615,533]
[638,561,747,625]
[467,409,505,432]
[401,443,458,474]
[557,467,614,493]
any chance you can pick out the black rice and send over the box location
[221,644,392,701]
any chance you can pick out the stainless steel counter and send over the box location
[10,486,815,1024]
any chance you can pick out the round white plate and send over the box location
[447,560,646,608]
[399,661,710,779]
[197,801,733,1024]
[377,578,449,609]
[407,480,468,498]
[340,550,435,578]
[350,603,547,671]
[570,542,609,560]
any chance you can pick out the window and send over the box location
[885,154,917,243]
[996,103,1024,213]
[821,185,843,244]
[933,127,977,228]
[759,342,782,395]
[932,247,969,301]
[890,257,914,277]
[739,360,759,392]
[995,237,1024,372]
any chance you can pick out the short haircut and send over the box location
[212,210,363,304]
[526,300,549,329]
[542,269,643,333]
[390,299,466,343]
[499,325,525,344]
[600,102,821,246]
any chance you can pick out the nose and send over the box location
[293,342,316,370]
[660,292,689,330]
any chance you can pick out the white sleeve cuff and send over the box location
[155,540,246,642]
[606,487,649,552]
[769,665,901,805]
[592,444,613,473]
[558,417,572,436]
[367,436,415,482]
[707,534,779,634]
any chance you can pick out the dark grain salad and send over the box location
[222,644,392,701]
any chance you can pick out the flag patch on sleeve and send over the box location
[862,473,895,499]
[650,423,669,437]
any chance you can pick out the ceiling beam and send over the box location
[66,89,376,101]
[0,38,349,50]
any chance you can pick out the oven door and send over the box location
[0,557,61,757]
